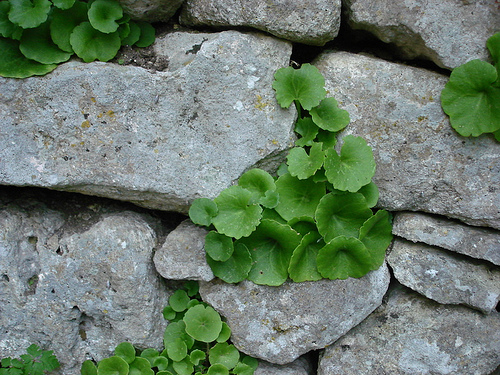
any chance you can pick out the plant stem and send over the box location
[294,100,302,119]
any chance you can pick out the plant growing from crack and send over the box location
[81,282,258,375]
[0,344,60,375]
[0,0,156,78]
[189,63,393,286]
[441,32,500,141]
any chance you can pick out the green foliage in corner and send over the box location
[0,344,60,375]
[441,32,500,141]
[0,0,156,78]
[189,63,393,285]
[81,282,258,375]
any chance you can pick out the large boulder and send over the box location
[118,0,184,22]
[0,31,295,213]
[318,284,500,374]
[344,0,500,69]
[180,0,341,46]
[0,188,172,375]
[314,51,500,230]
[199,264,390,364]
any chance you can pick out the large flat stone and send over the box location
[318,284,500,374]
[199,264,390,364]
[314,51,500,230]
[344,0,500,69]
[0,31,295,213]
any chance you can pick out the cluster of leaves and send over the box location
[189,63,393,286]
[0,0,155,78]
[0,344,60,375]
[441,32,500,141]
[81,282,258,375]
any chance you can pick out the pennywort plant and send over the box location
[441,32,500,141]
[189,63,393,286]
[0,0,156,78]
[81,282,258,375]
[0,344,60,375]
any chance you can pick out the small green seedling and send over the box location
[189,63,393,285]
[81,282,258,375]
[0,0,156,78]
[441,32,500,140]
[0,344,60,375]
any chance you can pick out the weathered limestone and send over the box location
[388,238,500,313]
[256,357,312,375]
[344,0,500,69]
[0,189,172,375]
[118,0,184,22]
[0,31,295,213]
[154,219,213,281]
[199,265,390,364]
[392,212,500,266]
[180,0,341,46]
[318,285,500,375]
[314,51,500,230]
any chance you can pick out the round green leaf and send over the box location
[359,210,393,270]
[140,349,159,366]
[288,231,323,282]
[20,22,72,64]
[166,338,187,362]
[8,0,51,29]
[162,305,177,321]
[0,2,23,39]
[317,236,372,280]
[114,342,136,364]
[272,63,326,110]
[206,243,252,283]
[209,342,240,370]
[152,356,169,371]
[232,362,254,375]
[287,216,317,236]
[183,304,222,343]
[0,37,57,78]
[486,32,500,66]
[156,371,174,375]
[324,135,376,192]
[315,192,372,242]
[50,1,89,53]
[316,128,337,149]
[241,356,258,371]
[172,357,194,375]
[294,117,319,147]
[239,219,301,286]
[129,357,154,375]
[358,181,379,208]
[238,168,276,205]
[163,321,194,350]
[189,198,218,227]
[216,322,231,343]
[207,364,229,375]
[275,173,325,221]
[97,356,129,375]
[134,21,155,47]
[88,0,123,33]
[310,97,350,132]
[286,142,325,180]
[70,21,121,62]
[51,0,75,9]
[441,59,500,136]
[189,350,206,366]
[169,289,191,313]
[121,20,141,46]
[212,185,263,239]
[81,360,98,375]
[205,231,234,261]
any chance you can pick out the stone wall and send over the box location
[0,1,499,374]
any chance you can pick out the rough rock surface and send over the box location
[344,0,500,69]
[388,238,500,314]
[318,285,500,375]
[392,212,500,266]
[154,219,213,281]
[199,264,390,364]
[0,31,294,213]
[314,51,500,230]
[180,0,341,46]
[256,357,312,375]
[0,188,172,375]
[118,0,184,22]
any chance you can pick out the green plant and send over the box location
[0,344,60,375]
[0,0,156,78]
[441,32,500,141]
[81,282,258,375]
[189,63,393,285]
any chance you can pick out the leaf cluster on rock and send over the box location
[189,63,393,286]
